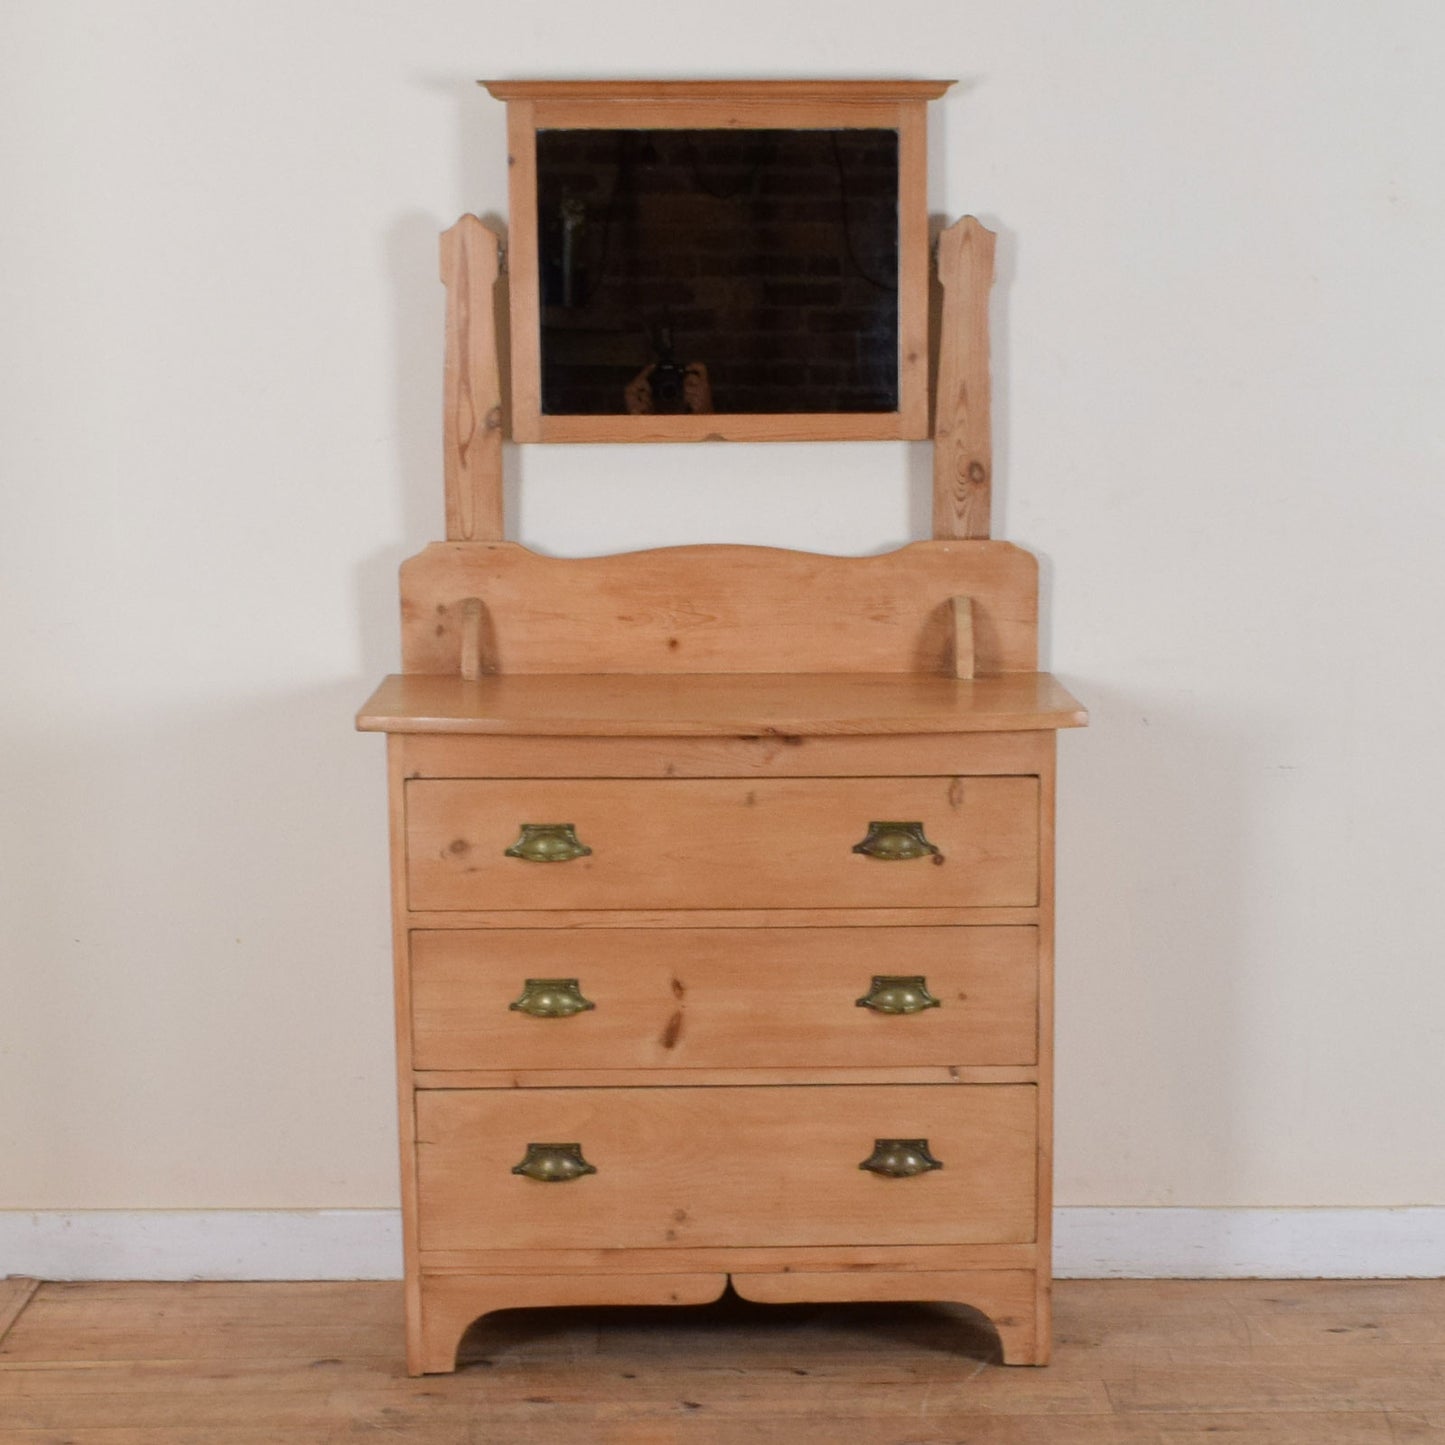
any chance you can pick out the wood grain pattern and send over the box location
[413,1066,1039,1089]
[495,82,940,444]
[410,925,1038,1072]
[536,98,911,129]
[403,906,1044,931]
[896,100,930,439]
[404,775,1039,912]
[952,596,976,679]
[934,216,997,540]
[396,540,1041,677]
[527,97,908,135]
[457,598,483,681]
[384,738,424,1373]
[528,411,916,443]
[504,99,542,442]
[398,729,1055,779]
[360,198,1086,1383]
[418,1272,728,1375]
[0,1278,39,1345]
[363,671,1085,737]
[361,693,1075,1374]
[419,1241,1040,1274]
[415,1084,1037,1252]
[483,80,955,103]
[439,216,503,541]
[6,1279,1435,1437]
[1033,738,1059,1364]
[731,1268,1041,1364]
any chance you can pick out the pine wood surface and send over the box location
[951,596,977,678]
[385,736,425,1366]
[729,1268,1041,1365]
[409,924,1038,1072]
[418,1243,1040,1275]
[412,1065,1038,1089]
[415,1084,1037,1252]
[896,101,931,440]
[933,217,997,541]
[439,217,503,542]
[1034,743,1060,1354]
[398,729,1054,780]
[402,906,1042,930]
[501,95,542,439]
[404,775,1040,913]
[0,1278,40,1346]
[483,80,956,102]
[3,1279,1445,1442]
[360,671,1086,737]
[393,540,1042,678]
[494,82,938,444]
[523,412,918,443]
[527,98,916,132]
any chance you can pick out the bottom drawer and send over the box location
[416,1085,1036,1252]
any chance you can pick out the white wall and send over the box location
[3,0,1443,1221]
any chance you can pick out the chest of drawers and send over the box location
[359,555,1085,1373]
[354,78,1091,1374]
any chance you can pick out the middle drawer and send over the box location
[410,926,1038,1071]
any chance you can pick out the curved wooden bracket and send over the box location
[950,595,976,679]
[458,597,485,680]
[415,1272,729,1375]
[730,1268,1046,1365]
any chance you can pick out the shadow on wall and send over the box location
[1053,680,1280,1209]
[1,681,400,1207]
[385,209,450,558]
[0,207,450,1207]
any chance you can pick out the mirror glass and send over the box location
[535,128,900,417]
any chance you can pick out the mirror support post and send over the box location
[441,215,505,541]
[932,216,996,540]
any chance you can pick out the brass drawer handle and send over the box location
[505,823,592,863]
[859,1138,944,1178]
[511,1142,597,1182]
[852,821,940,861]
[856,975,941,1014]
[509,978,596,1018]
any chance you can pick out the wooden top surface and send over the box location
[356,672,1086,737]
[481,80,954,103]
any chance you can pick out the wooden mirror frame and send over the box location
[483,79,952,444]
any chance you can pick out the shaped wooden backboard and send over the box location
[399,540,1037,677]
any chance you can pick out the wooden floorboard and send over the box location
[0,1279,40,1347]
[0,1279,1443,1443]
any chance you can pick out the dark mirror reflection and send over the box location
[536,128,900,417]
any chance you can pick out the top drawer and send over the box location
[405,776,1039,912]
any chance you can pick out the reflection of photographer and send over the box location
[624,322,713,415]
[624,361,713,415]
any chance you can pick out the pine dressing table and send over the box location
[357,79,1086,1375]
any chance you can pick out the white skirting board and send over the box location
[1054,1207,1445,1279]
[1,1208,1442,1281]
[0,1210,404,1282]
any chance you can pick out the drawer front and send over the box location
[411,926,1037,1071]
[405,776,1039,912]
[413,1086,1034,1254]
[417,1085,1035,1252]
